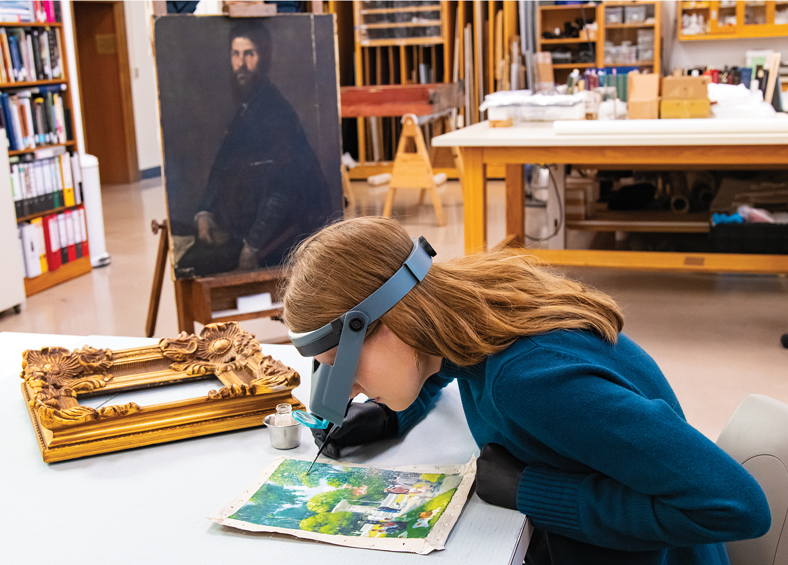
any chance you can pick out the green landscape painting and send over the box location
[228,459,461,539]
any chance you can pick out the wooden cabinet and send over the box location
[679,1,788,41]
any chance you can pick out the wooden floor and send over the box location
[0,177,787,441]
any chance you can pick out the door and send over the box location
[73,1,139,184]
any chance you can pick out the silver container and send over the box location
[263,414,301,450]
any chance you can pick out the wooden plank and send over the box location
[24,256,92,297]
[173,279,195,334]
[519,248,788,275]
[340,82,463,117]
[483,145,788,168]
[505,163,524,246]
[462,147,487,253]
[348,163,460,179]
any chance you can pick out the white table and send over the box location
[433,120,788,274]
[1,332,530,564]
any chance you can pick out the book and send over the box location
[42,213,61,271]
[44,1,55,24]
[25,31,36,80]
[71,211,82,258]
[30,30,43,80]
[40,30,51,79]
[1,92,18,150]
[56,212,68,264]
[0,1,34,24]
[47,27,61,79]
[60,153,74,206]
[7,33,22,81]
[77,207,89,258]
[20,222,41,278]
[0,30,14,82]
[30,217,48,274]
[64,210,76,261]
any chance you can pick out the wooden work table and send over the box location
[432,120,788,273]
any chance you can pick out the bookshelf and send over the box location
[0,3,92,298]
[537,1,661,84]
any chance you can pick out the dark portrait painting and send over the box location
[155,15,343,279]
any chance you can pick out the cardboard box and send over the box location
[661,76,710,100]
[660,99,712,119]
[627,71,660,119]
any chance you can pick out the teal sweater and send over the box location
[396,330,770,564]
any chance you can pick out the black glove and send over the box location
[311,401,398,459]
[476,443,527,510]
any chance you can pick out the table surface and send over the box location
[2,332,528,565]
[431,120,788,147]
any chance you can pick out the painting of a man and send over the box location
[155,16,342,279]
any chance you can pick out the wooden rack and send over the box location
[326,1,519,180]
[537,1,662,85]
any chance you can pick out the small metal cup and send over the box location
[263,414,301,450]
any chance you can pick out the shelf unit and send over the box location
[678,1,788,41]
[0,11,92,297]
[566,211,711,233]
[537,1,661,84]
[335,1,519,180]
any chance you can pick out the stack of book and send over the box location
[0,26,64,84]
[10,147,79,218]
[18,205,89,279]
[0,1,60,24]
[0,84,68,150]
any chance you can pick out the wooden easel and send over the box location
[146,219,288,338]
[384,114,447,226]
[339,83,464,226]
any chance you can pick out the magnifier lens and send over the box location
[292,410,330,429]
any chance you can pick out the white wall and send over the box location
[661,1,788,72]
[124,0,162,172]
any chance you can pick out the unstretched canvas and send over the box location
[210,457,476,554]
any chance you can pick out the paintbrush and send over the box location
[305,423,338,476]
[305,400,353,475]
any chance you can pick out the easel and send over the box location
[339,83,464,225]
[385,114,446,226]
[146,220,288,338]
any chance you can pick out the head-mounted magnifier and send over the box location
[288,236,436,429]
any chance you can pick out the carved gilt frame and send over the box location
[20,322,304,462]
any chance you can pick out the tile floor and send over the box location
[1,177,786,441]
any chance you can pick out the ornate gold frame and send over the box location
[20,323,304,462]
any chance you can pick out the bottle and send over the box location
[274,403,295,426]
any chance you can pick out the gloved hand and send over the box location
[476,443,527,510]
[195,212,229,246]
[312,401,398,459]
[236,242,259,271]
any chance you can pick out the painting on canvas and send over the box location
[155,15,343,279]
[211,457,476,554]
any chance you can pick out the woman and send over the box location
[282,217,769,565]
